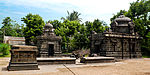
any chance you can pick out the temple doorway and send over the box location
[48,44,54,56]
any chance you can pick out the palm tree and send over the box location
[61,10,82,22]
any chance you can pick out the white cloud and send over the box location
[11,11,26,15]
[1,0,137,24]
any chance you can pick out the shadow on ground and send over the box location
[2,67,7,71]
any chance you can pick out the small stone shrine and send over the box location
[91,13,142,59]
[36,23,61,57]
[7,45,39,71]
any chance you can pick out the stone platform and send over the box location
[7,45,39,71]
[37,57,76,65]
[7,63,39,71]
[80,57,115,63]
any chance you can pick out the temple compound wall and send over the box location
[91,14,142,59]
[3,36,25,45]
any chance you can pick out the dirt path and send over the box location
[0,58,150,75]
[67,59,150,75]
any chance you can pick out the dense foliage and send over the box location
[61,11,82,22]
[21,13,45,45]
[0,43,10,56]
[0,17,24,42]
[49,15,107,52]
[1,17,24,37]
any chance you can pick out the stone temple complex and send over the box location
[90,14,142,59]
[36,23,62,57]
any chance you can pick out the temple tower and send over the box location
[36,23,61,57]
[91,14,142,59]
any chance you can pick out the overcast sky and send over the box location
[0,0,137,27]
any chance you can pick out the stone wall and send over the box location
[37,38,61,57]
[91,33,142,59]
[3,36,25,45]
[36,23,62,57]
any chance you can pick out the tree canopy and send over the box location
[0,17,24,37]
[61,10,82,22]
[21,13,45,45]
[49,17,107,52]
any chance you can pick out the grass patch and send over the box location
[63,52,72,55]
[0,53,10,58]
[84,54,89,57]
[142,55,150,58]
[0,43,11,57]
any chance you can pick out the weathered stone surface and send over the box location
[37,57,76,65]
[36,23,62,57]
[3,36,25,45]
[80,57,115,63]
[90,14,142,59]
[7,45,39,71]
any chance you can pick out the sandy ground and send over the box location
[0,58,150,75]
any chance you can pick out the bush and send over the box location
[0,43,10,56]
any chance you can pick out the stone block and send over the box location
[7,45,39,71]
[80,57,115,63]
[37,57,76,65]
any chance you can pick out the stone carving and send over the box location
[7,45,39,71]
[36,23,62,57]
[91,14,142,59]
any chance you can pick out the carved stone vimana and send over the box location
[36,23,62,57]
[91,14,142,59]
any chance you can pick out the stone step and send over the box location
[37,57,76,65]
[7,63,39,71]
[80,57,115,63]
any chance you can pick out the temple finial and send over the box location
[120,12,124,15]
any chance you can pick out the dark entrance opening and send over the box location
[121,39,124,59]
[132,43,136,58]
[48,44,54,56]
[94,45,100,53]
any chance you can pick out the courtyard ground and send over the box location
[0,57,150,75]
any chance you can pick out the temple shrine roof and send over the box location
[45,23,53,28]
[114,14,131,22]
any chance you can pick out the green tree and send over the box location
[71,19,108,50]
[55,20,81,38]
[71,24,90,50]
[11,22,24,37]
[0,43,10,56]
[1,17,15,36]
[127,0,150,20]
[21,13,45,45]
[0,17,23,37]
[14,24,24,37]
[85,19,108,36]
[0,28,3,43]
[49,20,62,29]
[54,20,81,52]
[61,10,82,22]
[49,12,107,52]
